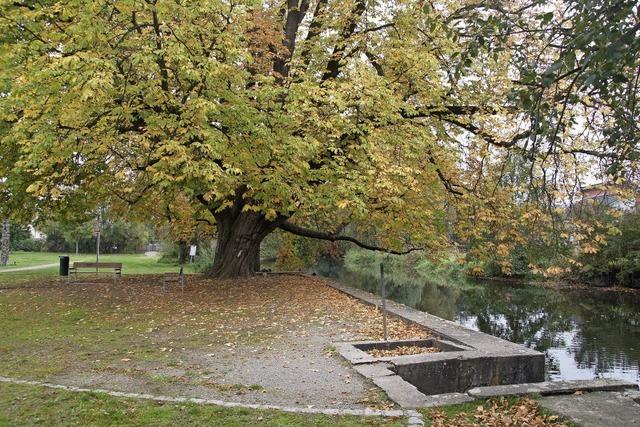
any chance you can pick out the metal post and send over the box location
[95,210,101,270]
[379,263,388,341]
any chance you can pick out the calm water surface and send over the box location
[316,265,640,385]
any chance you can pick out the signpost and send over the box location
[379,263,388,341]
[189,245,197,263]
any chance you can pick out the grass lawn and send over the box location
[0,252,196,286]
[0,251,68,269]
[0,382,403,426]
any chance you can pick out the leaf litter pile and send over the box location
[1,273,429,345]
[367,345,440,358]
[427,397,569,427]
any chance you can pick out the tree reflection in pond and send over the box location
[317,263,640,385]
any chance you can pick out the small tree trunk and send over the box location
[209,210,279,278]
[177,241,187,264]
[1,220,10,266]
[75,240,79,255]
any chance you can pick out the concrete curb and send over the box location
[0,376,421,425]
[467,379,640,398]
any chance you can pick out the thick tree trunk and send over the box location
[1,220,9,266]
[209,210,280,278]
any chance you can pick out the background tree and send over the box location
[1,0,636,277]
[42,217,149,254]
[9,222,36,251]
[1,219,9,265]
[99,219,149,253]
[61,222,94,254]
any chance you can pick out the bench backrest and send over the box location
[73,262,122,269]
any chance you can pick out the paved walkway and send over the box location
[464,380,640,426]
[539,390,640,426]
[0,263,57,273]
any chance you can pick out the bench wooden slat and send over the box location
[70,271,117,274]
[67,261,123,284]
[72,262,122,269]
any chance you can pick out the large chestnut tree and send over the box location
[1,0,636,277]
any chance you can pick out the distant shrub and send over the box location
[415,255,466,279]
[192,246,216,273]
[13,238,42,252]
[275,238,306,271]
[157,241,182,263]
[577,211,640,288]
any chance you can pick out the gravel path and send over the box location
[51,328,380,409]
[0,263,57,273]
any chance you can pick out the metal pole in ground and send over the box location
[95,210,101,271]
[379,262,388,341]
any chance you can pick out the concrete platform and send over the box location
[328,280,544,399]
[323,278,640,417]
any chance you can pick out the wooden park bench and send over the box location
[163,266,185,292]
[68,262,122,284]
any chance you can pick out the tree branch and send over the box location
[438,115,531,148]
[365,51,384,77]
[401,104,516,118]
[279,221,422,255]
[275,0,311,76]
[428,154,465,196]
[150,7,170,93]
[321,0,366,82]
[300,0,328,67]
[11,1,35,10]
[355,22,395,35]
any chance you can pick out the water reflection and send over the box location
[316,264,640,385]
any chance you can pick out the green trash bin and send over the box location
[59,256,70,276]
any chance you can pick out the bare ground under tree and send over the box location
[0,274,429,409]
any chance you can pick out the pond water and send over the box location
[315,264,640,385]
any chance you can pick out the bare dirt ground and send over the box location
[1,274,430,409]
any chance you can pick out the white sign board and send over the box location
[189,245,197,257]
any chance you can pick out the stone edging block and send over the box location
[467,379,640,398]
